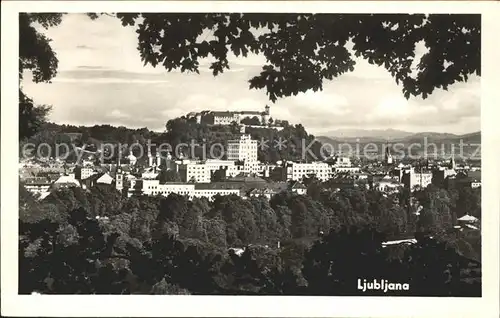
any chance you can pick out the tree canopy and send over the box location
[115,13,480,101]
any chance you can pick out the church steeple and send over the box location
[147,143,153,167]
[385,141,393,165]
[449,153,456,169]
[156,149,161,167]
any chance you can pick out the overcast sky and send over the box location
[22,13,480,136]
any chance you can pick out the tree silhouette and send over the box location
[301,226,393,295]
[19,207,126,294]
[19,13,63,140]
[404,233,481,296]
[115,13,479,101]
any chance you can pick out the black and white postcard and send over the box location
[2,1,499,317]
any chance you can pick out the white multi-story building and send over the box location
[330,156,360,173]
[23,177,52,195]
[402,168,433,191]
[191,188,241,201]
[142,180,194,196]
[178,159,255,183]
[374,176,403,194]
[204,159,236,171]
[75,166,95,180]
[178,162,211,183]
[243,160,260,174]
[332,156,352,167]
[139,179,240,200]
[227,134,258,162]
[204,159,244,178]
[286,162,332,182]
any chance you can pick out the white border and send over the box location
[2,1,499,317]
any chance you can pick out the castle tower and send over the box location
[262,105,270,125]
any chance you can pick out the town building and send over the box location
[401,168,433,191]
[74,166,96,180]
[53,174,81,189]
[456,170,482,188]
[247,187,280,200]
[372,175,403,194]
[432,165,458,188]
[290,181,307,195]
[178,162,211,183]
[286,162,332,182]
[332,155,352,167]
[116,170,124,191]
[138,179,240,201]
[81,172,114,189]
[127,153,137,166]
[329,155,360,174]
[334,166,361,173]
[141,167,159,180]
[23,177,52,195]
[176,159,246,183]
[227,134,258,162]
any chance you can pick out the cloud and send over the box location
[108,109,131,119]
[289,91,351,116]
[76,44,94,50]
[53,69,174,84]
[77,66,105,70]
[52,77,173,84]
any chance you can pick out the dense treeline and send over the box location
[20,119,324,163]
[20,182,481,295]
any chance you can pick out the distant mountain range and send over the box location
[320,128,415,140]
[315,131,481,158]
[317,129,481,144]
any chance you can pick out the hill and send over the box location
[21,119,325,163]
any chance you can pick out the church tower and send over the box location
[385,142,393,165]
[449,153,456,170]
[115,149,123,192]
[156,150,161,168]
[115,172,123,192]
[147,144,153,167]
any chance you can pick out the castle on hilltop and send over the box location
[187,105,270,126]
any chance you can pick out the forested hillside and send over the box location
[20,118,324,162]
